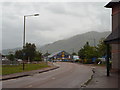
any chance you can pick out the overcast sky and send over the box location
[1,1,112,50]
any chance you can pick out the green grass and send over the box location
[2,63,49,75]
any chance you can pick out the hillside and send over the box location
[2,31,111,55]
[39,31,111,54]
[2,47,22,55]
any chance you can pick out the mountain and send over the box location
[2,31,111,55]
[39,31,111,54]
[2,47,22,55]
[2,45,42,55]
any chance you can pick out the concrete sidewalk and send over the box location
[1,62,59,81]
[86,66,119,88]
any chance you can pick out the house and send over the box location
[48,51,73,62]
[105,0,120,75]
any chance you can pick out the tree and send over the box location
[34,51,42,61]
[78,42,98,59]
[78,47,85,59]
[85,46,98,59]
[15,50,23,59]
[23,43,36,62]
[96,38,108,57]
[14,43,44,62]
[72,52,77,55]
[78,39,111,64]
[7,54,15,61]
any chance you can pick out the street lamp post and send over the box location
[23,14,39,70]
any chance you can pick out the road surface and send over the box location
[2,62,92,88]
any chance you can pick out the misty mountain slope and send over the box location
[2,47,22,55]
[2,31,111,55]
[39,31,111,54]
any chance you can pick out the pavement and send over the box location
[85,65,119,88]
[1,62,59,81]
[2,62,93,88]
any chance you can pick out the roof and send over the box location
[105,0,120,8]
[48,51,63,58]
[104,27,120,43]
[48,50,71,58]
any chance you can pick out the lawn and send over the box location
[2,62,49,75]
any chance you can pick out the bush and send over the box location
[83,59,93,64]
[34,57,42,61]
[79,59,83,63]
[74,59,81,63]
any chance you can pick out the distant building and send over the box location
[48,51,73,61]
[105,0,120,72]
[0,54,8,61]
[73,55,79,61]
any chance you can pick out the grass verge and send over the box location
[1,62,49,75]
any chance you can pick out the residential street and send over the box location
[2,62,93,88]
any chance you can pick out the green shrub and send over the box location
[83,59,93,64]
[34,57,42,61]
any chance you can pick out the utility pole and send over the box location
[23,16,26,70]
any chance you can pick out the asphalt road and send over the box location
[2,62,92,88]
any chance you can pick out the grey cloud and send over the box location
[45,3,67,14]
[2,2,111,49]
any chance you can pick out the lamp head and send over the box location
[34,14,39,16]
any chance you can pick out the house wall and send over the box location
[111,44,120,71]
[112,4,120,15]
[111,4,120,71]
[112,10,119,32]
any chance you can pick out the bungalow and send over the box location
[105,0,120,76]
[48,51,73,62]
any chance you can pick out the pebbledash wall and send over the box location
[111,2,120,71]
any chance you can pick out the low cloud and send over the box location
[2,2,111,49]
